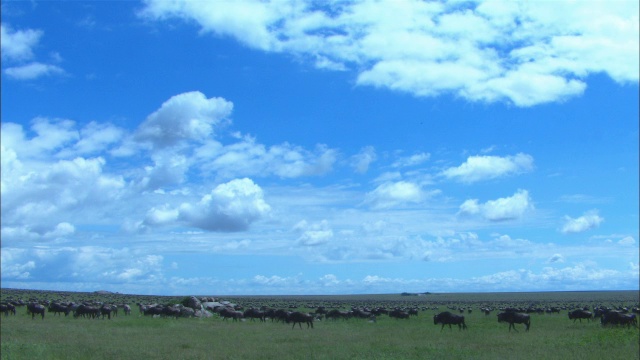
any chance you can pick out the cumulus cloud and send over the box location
[294,220,333,246]
[4,62,64,80]
[1,24,42,61]
[351,146,377,174]
[135,91,233,148]
[458,189,533,221]
[0,246,167,286]
[561,210,604,234]
[62,122,124,156]
[547,253,564,264]
[441,153,534,183]
[364,180,427,209]
[618,236,635,246]
[1,24,65,80]
[1,155,125,232]
[392,152,430,168]
[178,178,271,232]
[1,118,79,160]
[203,136,338,179]
[140,0,639,106]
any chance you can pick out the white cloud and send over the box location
[547,253,564,264]
[458,189,533,221]
[561,210,604,234]
[4,62,65,80]
[1,24,65,80]
[1,118,79,160]
[364,180,426,209]
[618,236,635,246]
[178,178,271,232]
[441,153,534,183]
[203,137,338,179]
[141,0,639,106]
[138,152,190,190]
[392,152,430,168]
[135,91,233,148]
[294,220,334,246]
[1,155,125,232]
[63,122,124,156]
[351,146,377,174]
[0,24,42,61]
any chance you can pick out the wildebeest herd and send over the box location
[1,293,638,332]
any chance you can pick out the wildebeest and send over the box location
[288,311,314,329]
[497,311,530,332]
[99,304,114,319]
[219,307,243,321]
[433,311,467,330]
[325,309,352,320]
[123,304,132,316]
[1,303,16,316]
[27,303,46,320]
[161,306,181,319]
[601,311,637,328]
[243,308,266,322]
[74,304,101,319]
[568,309,592,323]
[48,303,71,316]
[389,309,410,319]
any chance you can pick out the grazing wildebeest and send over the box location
[288,311,314,329]
[48,303,71,316]
[352,309,373,319]
[601,311,637,328]
[243,308,266,322]
[389,309,410,319]
[27,303,46,320]
[568,309,592,323]
[497,311,530,332]
[74,304,100,319]
[433,311,467,331]
[123,304,132,316]
[99,305,113,319]
[219,307,243,321]
[325,309,351,320]
[1,303,16,316]
[162,306,181,319]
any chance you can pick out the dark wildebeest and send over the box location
[325,309,351,320]
[433,311,467,331]
[601,311,637,328]
[74,304,100,319]
[568,309,592,323]
[1,303,16,316]
[27,303,46,320]
[288,311,314,329]
[243,308,266,322]
[162,306,181,319]
[389,309,410,319]
[100,305,114,319]
[220,307,243,321]
[497,311,530,332]
[48,303,71,317]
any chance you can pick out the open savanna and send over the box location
[1,289,638,360]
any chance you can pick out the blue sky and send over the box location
[1,0,638,296]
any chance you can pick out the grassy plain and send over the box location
[1,289,638,360]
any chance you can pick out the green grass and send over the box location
[1,289,638,359]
